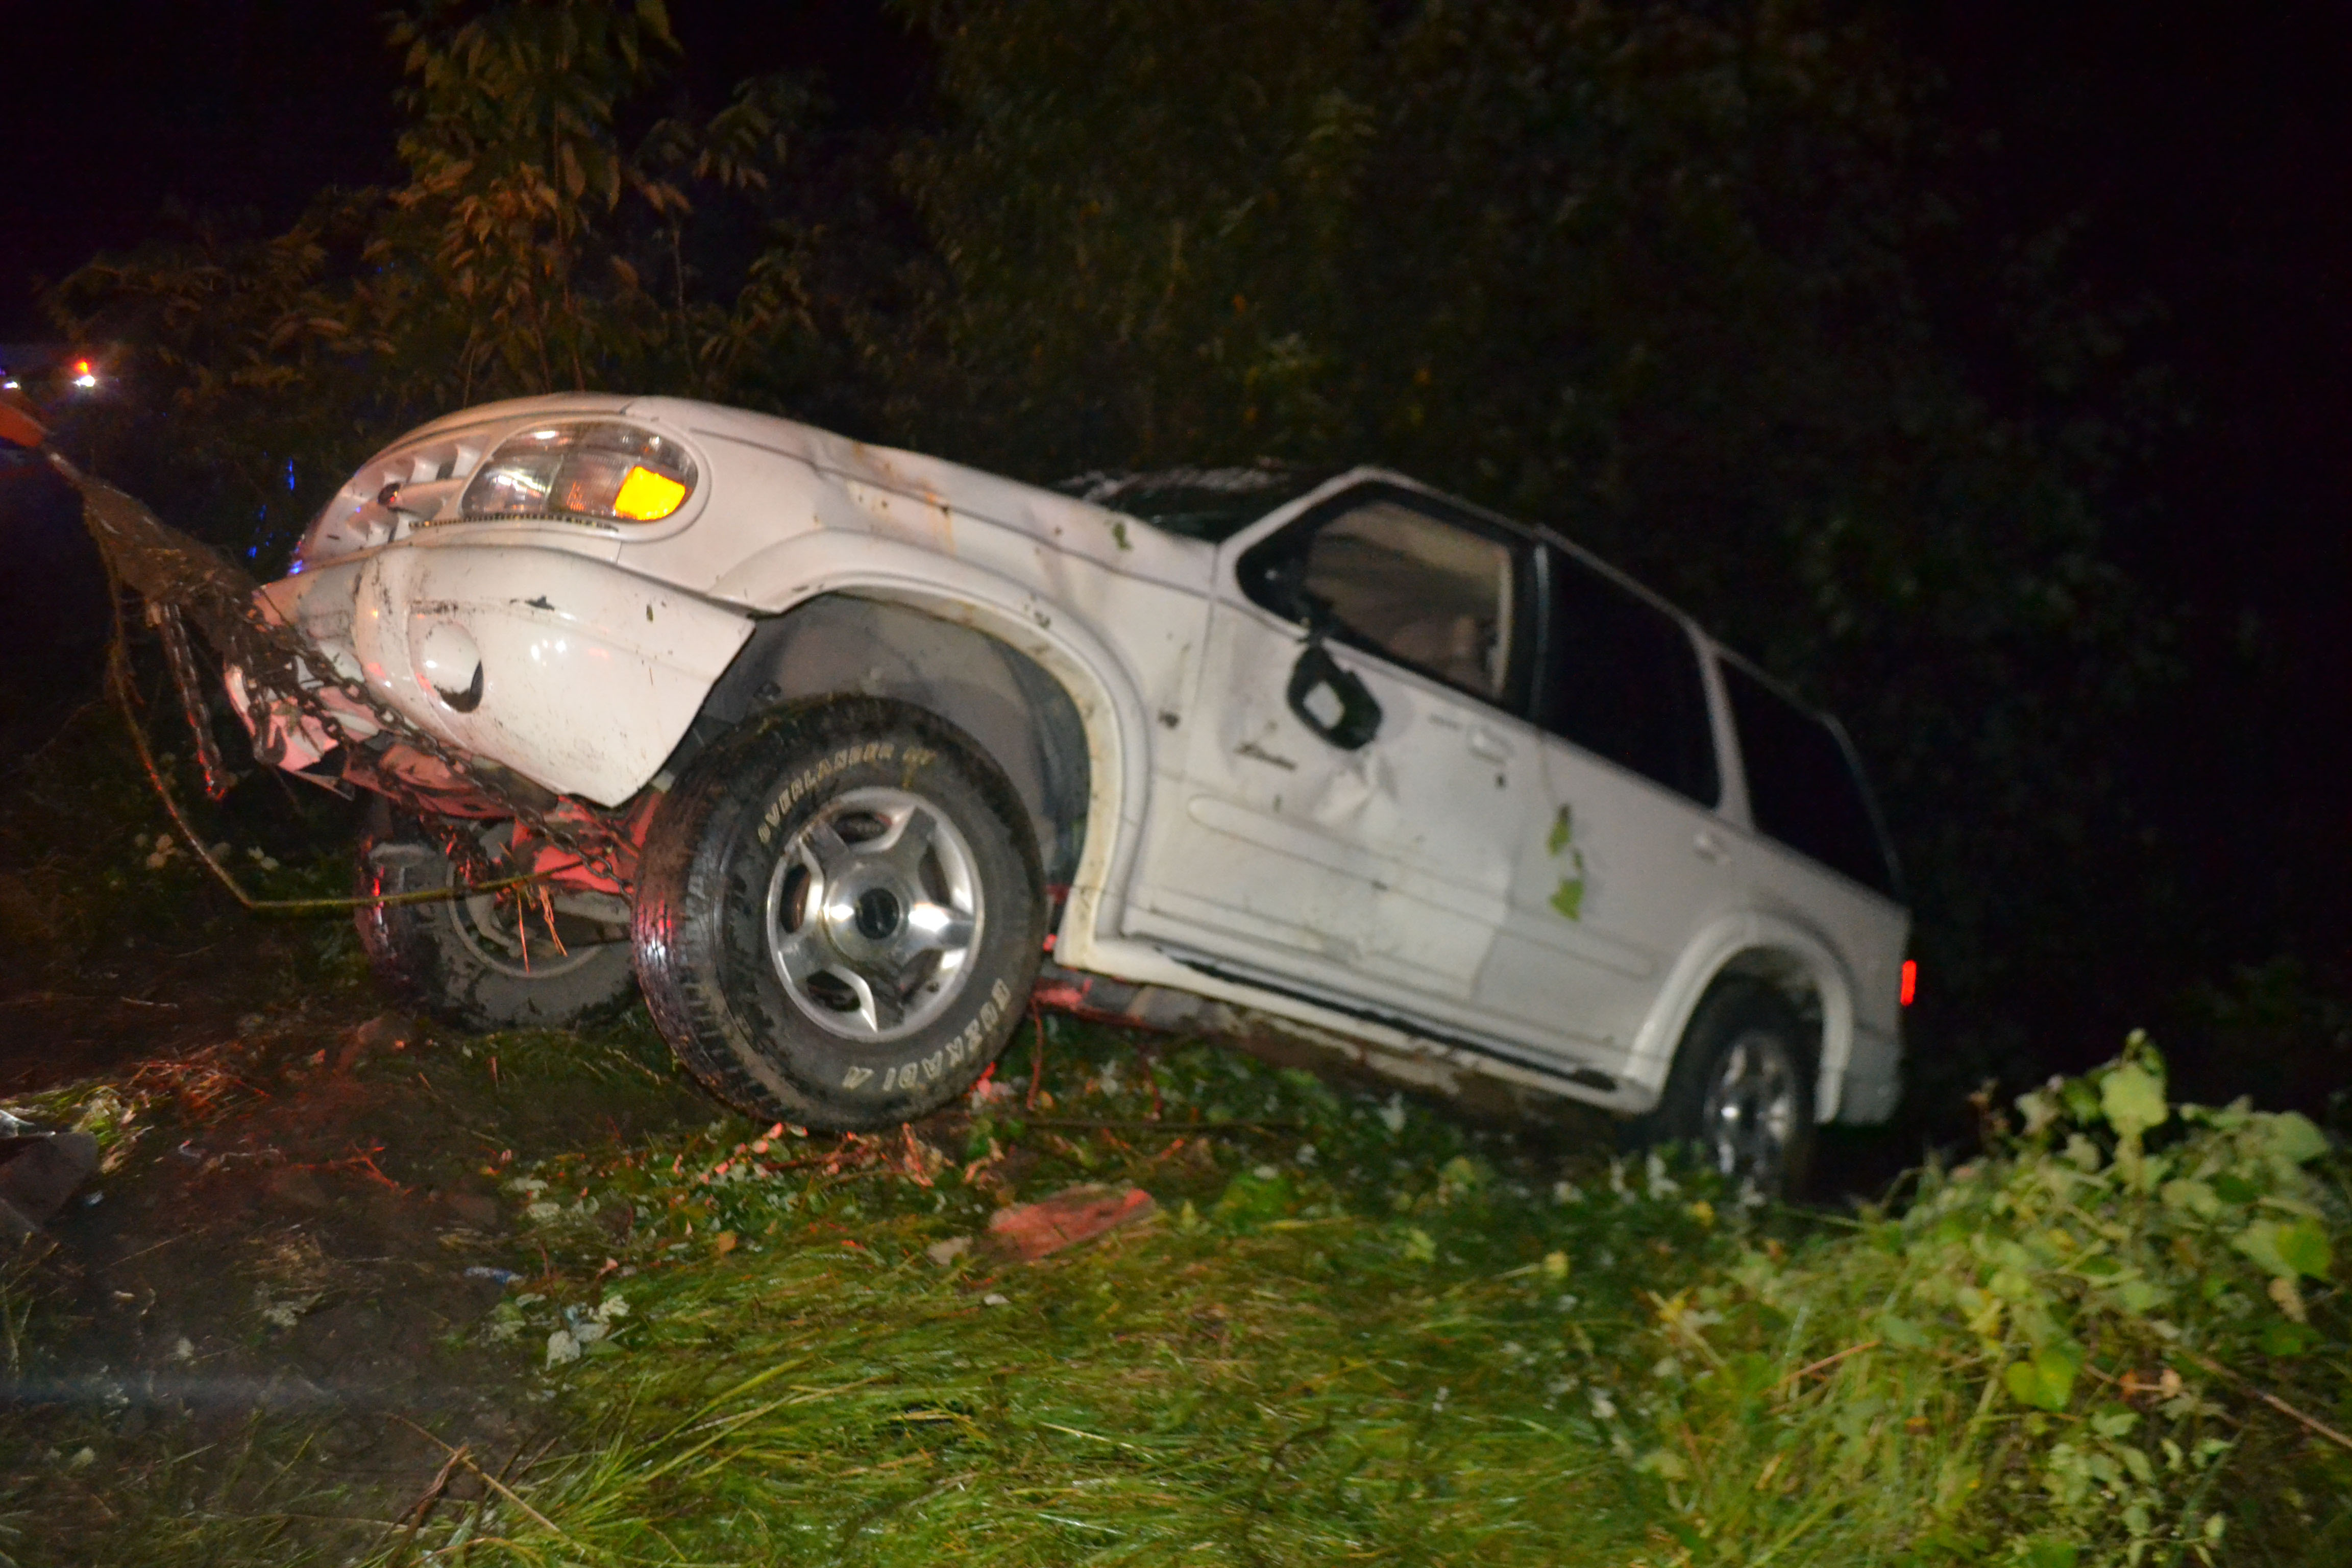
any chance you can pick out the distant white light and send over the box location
[2,378,17,390]
[72,372,97,390]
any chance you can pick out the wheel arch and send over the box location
[1627,913,1858,1122]
[666,585,1150,960]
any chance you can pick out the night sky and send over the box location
[5,0,2347,966]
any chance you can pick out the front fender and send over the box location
[705,532,1170,974]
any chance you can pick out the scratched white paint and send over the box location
[253,393,1908,1124]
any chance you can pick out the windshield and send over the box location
[1052,461,1337,543]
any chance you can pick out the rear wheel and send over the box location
[354,806,638,1030]
[632,698,1046,1130]
[1632,982,1816,1198]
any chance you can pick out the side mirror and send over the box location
[1287,635,1382,750]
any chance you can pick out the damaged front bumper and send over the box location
[228,541,754,809]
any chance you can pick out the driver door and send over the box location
[1123,483,1540,1018]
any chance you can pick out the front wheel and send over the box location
[1631,982,1816,1198]
[632,698,1046,1130]
[354,807,639,1030]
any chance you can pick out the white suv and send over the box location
[234,394,1910,1190]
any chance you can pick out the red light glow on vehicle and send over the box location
[1899,959,1918,1008]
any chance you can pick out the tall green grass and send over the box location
[416,1026,1695,1564]
[410,1025,2348,1567]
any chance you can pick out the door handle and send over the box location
[1467,724,1512,763]
[1693,830,1730,864]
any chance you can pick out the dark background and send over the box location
[3,1,2345,1132]
[1899,1,2352,994]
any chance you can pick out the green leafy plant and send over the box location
[1639,1033,2348,1564]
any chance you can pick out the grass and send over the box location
[362,1018,2352,1568]
[3,702,2349,1566]
[4,1017,2349,1568]
[415,1021,1709,1566]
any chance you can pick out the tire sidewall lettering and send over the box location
[755,741,904,847]
[867,978,1012,1095]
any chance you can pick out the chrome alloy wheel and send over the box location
[1698,1030,1801,1190]
[763,786,985,1041]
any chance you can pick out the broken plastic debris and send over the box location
[982,1293,1010,1307]
[464,1265,523,1285]
[985,1183,1158,1262]
[925,1236,972,1266]
[545,1328,580,1367]
[0,1126,101,1239]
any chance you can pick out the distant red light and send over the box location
[1899,959,1918,1008]
[74,359,90,376]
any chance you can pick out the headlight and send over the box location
[460,421,698,525]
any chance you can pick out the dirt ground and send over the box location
[0,918,717,1565]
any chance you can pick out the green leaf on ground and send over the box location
[2005,1343,2082,1411]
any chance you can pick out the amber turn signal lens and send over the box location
[613,464,689,521]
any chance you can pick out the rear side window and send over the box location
[1538,548,1719,806]
[1720,662,1897,896]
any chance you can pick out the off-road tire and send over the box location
[1630,981,1816,1198]
[354,804,639,1030]
[632,698,1047,1130]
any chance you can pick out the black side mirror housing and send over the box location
[1287,637,1382,750]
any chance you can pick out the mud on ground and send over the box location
[0,919,717,1567]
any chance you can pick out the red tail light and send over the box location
[1899,959,1918,1008]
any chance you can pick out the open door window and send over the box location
[1236,484,1536,715]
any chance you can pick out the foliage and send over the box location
[44,0,822,565]
[1639,1033,2350,1564]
